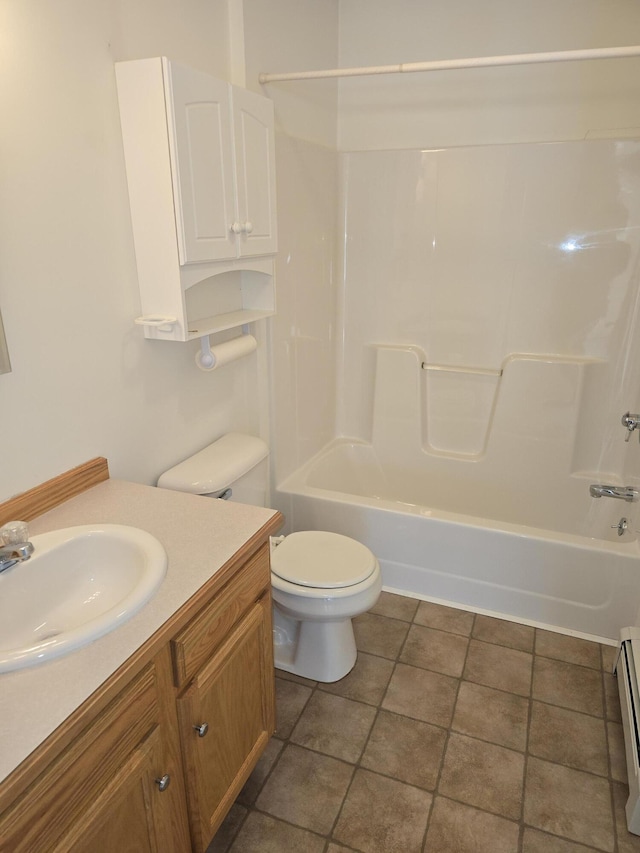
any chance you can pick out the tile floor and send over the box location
[207,593,640,853]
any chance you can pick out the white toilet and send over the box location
[157,433,382,682]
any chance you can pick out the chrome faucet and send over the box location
[589,484,639,502]
[0,521,34,573]
[622,412,640,442]
[0,541,34,573]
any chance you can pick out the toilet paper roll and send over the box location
[196,333,257,371]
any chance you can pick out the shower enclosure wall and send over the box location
[275,137,640,642]
[337,140,640,540]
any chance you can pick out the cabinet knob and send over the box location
[230,221,253,235]
[155,774,171,792]
[193,722,209,738]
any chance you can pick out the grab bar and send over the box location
[590,484,639,502]
[421,362,503,377]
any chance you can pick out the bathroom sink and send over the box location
[0,524,167,673]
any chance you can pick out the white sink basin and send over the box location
[0,524,167,673]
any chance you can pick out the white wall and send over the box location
[338,0,640,150]
[0,0,265,502]
[243,0,338,148]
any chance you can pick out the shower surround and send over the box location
[338,140,640,508]
[275,138,640,641]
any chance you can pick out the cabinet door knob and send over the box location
[155,774,171,792]
[244,220,253,234]
[193,722,209,737]
[230,222,243,234]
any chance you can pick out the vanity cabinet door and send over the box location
[177,593,275,852]
[0,652,191,853]
[53,726,178,853]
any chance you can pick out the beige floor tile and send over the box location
[532,657,604,717]
[231,595,622,853]
[425,796,520,852]
[414,600,475,635]
[472,614,535,652]
[369,591,419,622]
[228,812,326,853]
[528,701,608,776]
[464,639,533,696]
[274,677,313,739]
[399,623,469,677]
[353,612,410,659]
[612,782,640,852]
[382,662,459,727]
[290,691,376,763]
[522,827,602,852]
[207,803,247,853]
[452,681,529,751]
[536,630,602,669]
[524,757,614,851]
[274,668,318,688]
[608,720,628,783]
[237,737,284,805]
[361,709,446,790]
[256,744,353,835]
[438,732,525,820]
[320,652,394,706]
[333,768,432,853]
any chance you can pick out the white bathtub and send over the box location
[276,440,640,643]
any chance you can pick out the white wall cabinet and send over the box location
[116,57,277,342]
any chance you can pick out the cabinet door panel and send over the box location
[54,727,165,853]
[0,665,160,852]
[167,61,236,264]
[178,596,274,851]
[232,86,277,257]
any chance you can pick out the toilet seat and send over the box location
[271,531,376,589]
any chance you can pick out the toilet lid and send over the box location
[271,531,376,589]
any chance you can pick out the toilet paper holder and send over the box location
[196,325,257,371]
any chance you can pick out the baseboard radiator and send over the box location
[616,627,640,835]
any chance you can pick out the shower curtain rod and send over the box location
[258,45,640,84]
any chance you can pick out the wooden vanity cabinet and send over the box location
[0,537,277,853]
[173,545,275,852]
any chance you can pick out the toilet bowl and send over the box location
[157,433,382,682]
[270,531,382,682]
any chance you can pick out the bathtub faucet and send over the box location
[622,412,640,442]
[589,484,639,502]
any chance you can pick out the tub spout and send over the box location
[589,484,639,502]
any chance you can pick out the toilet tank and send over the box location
[157,433,269,507]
